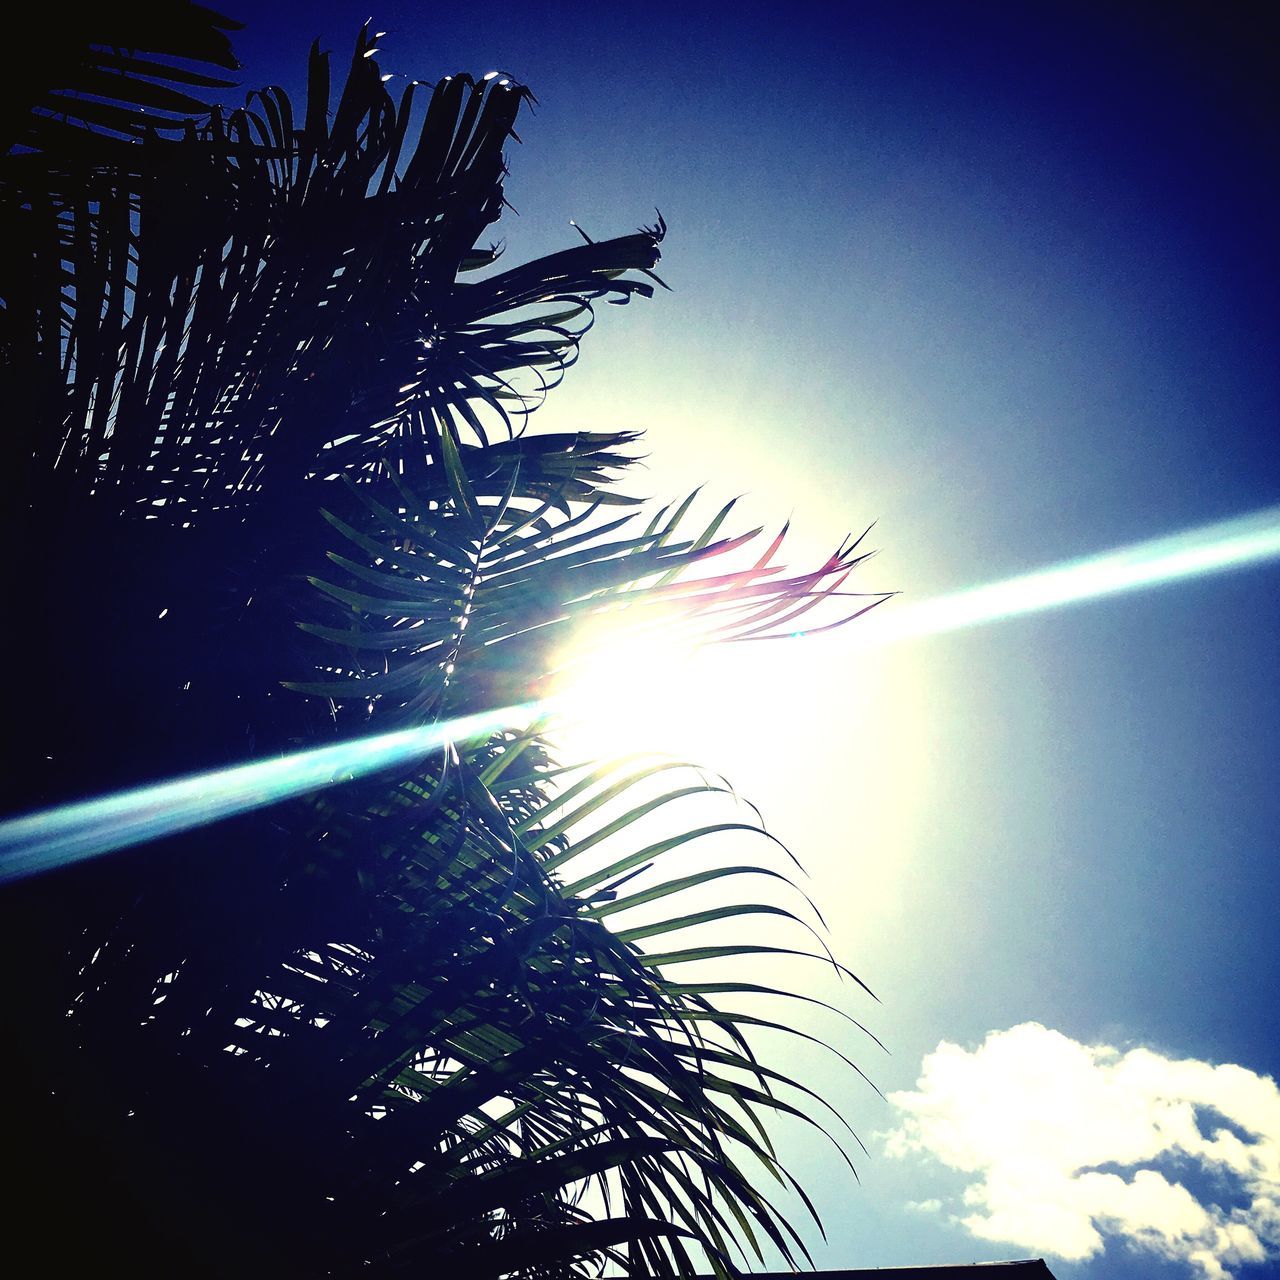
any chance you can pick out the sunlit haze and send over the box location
[546,503,1280,765]
[9,495,1275,885]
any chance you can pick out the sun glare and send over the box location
[7,504,1278,886]
[544,615,726,763]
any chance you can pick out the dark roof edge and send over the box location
[689,1262,1057,1280]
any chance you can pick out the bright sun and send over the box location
[543,613,745,766]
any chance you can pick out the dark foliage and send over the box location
[0,9,885,1276]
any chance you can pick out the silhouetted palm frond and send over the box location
[1,0,241,156]
[0,17,885,1278]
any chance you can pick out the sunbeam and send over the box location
[544,503,1280,761]
[0,703,539,885]
[4,505,1279,887]
[849,503,1280,649]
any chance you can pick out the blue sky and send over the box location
[237,4,1280,1275]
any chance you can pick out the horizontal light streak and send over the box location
[4,504,1278,886]
[854,503,1280,648]
[0,703,538,885]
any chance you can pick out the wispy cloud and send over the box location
[884,1023,1280,1278]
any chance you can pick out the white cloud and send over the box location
[909,1198,945,1215]
[884,1023,1280,1278]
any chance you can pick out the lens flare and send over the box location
[4,505,1278,886]
[0,703,538,885]
[851,503,1280,649]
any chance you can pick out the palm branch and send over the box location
[0,17,887,1277]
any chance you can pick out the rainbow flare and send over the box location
[4,503,1279,884]
[853,503,1280,648]
[0,703,539,884]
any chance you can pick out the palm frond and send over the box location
[1,1,240,155]
[0,20,888,1279]
[293,431,885,729]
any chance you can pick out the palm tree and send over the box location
[0,8,887,1276]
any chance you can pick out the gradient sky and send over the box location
[235,5,1280,1276]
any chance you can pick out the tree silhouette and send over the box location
[0,7,885,1276]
